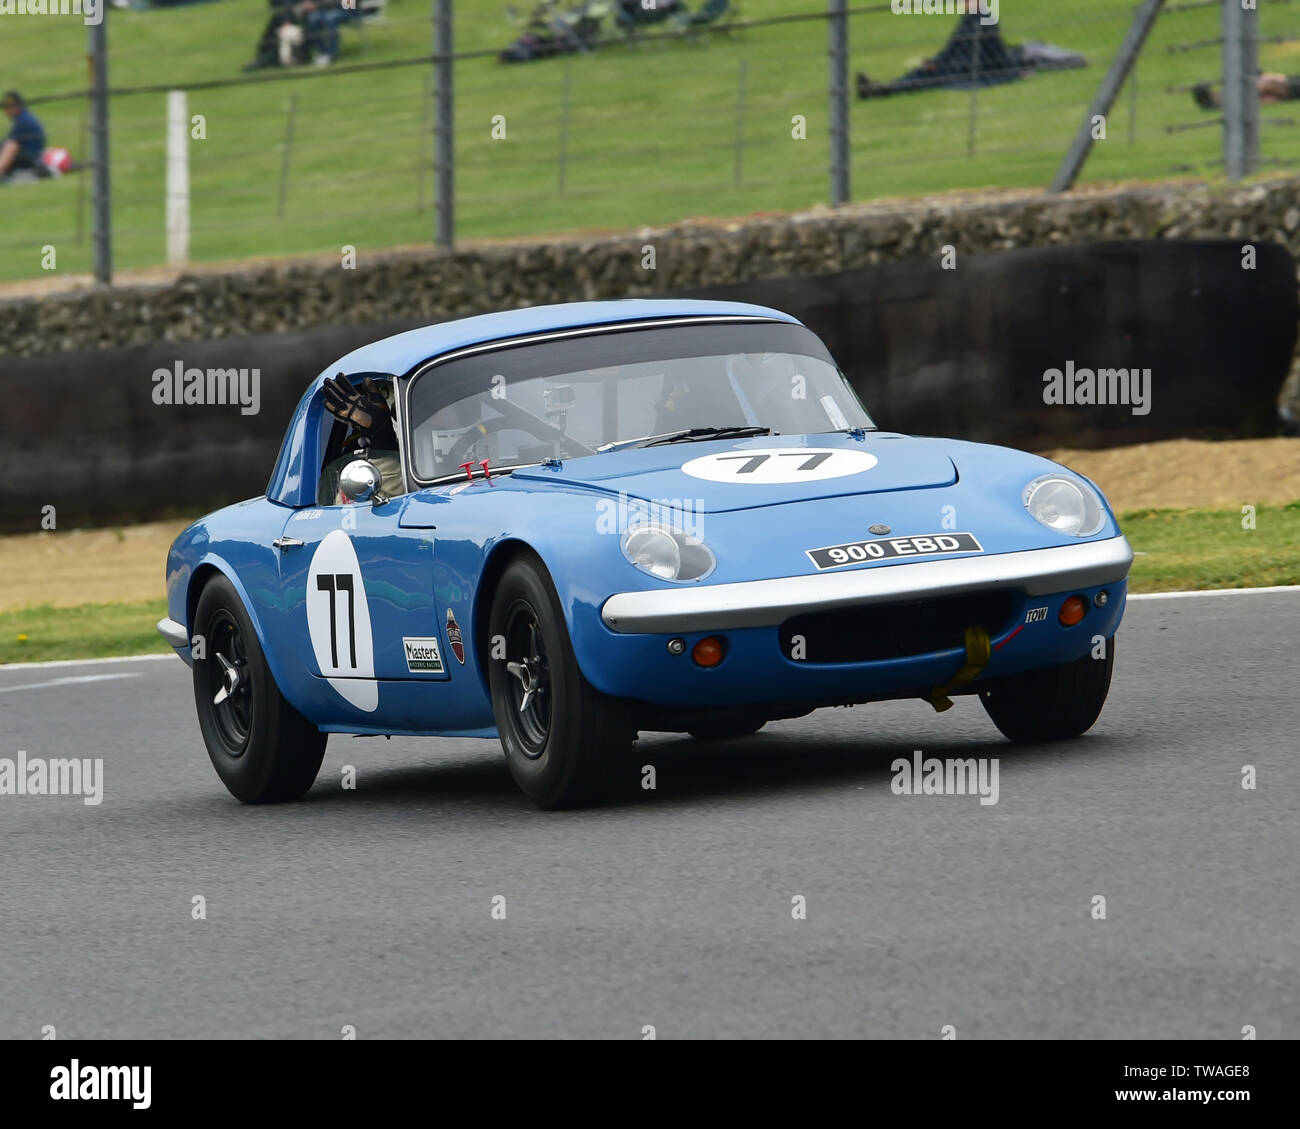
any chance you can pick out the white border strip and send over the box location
[1128,585,1300,601]
[0,653,176,672]
[1,585,1296,671]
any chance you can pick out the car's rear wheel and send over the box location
[979,637,1115,743]
[192,574,327,803]
[488,555,631,809]
[688,718,766,741]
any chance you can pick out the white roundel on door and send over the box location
[680,447,878,484]
[305,529,378,712]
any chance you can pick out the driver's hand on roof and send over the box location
[324,374,394,440]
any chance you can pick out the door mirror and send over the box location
[339,458,383,504]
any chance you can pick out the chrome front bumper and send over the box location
[600,536,1133,634]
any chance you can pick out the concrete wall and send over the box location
[692,240,1296,450]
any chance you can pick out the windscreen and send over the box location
[404,319,874,483]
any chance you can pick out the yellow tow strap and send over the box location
[928,625,992,713]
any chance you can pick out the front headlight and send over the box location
[621,524,716,582]
[1023,474,1106,537]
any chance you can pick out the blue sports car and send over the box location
[159,299,1132,808]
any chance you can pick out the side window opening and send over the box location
[316,376,407,506]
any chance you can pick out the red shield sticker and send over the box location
[445,608,466,665]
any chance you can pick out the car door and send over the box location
[274,496,446,723]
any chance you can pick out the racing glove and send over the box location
[324,374,397,450]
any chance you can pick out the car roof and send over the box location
[268,299,804,509]
[322,299,802,382]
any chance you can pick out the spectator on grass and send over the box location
[0,91,47,179]
[301,0,364,66]
[1193,73,1300,110]
[246,0,362,71]
[857,0,1022,99]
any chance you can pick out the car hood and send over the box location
[508,432,957,513]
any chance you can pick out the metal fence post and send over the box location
[87,17,112,284]
[1050,0,1165,193]
[1241,0,1259,179]
[967,17,980,158]
[828,0,849,208]
[417,70,431,214]
[433,0,454,249]
[558,61,571,195]
[1222,0,1244,180]
[277,94,298,220]
[1222,0,1260,182]
[734,59,746,188]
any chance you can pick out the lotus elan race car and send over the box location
[159,299,1132,808]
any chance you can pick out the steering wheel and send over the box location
[441,411,593,472]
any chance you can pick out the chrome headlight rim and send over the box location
[620,522,717,584]
[1023,473,1107,538]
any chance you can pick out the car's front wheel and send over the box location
[979,638,1115,743]
[192,574,327,803]
[488,554,632,809]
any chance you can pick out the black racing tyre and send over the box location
[979,637,1116,743]
[487,554,632,809]
[192,574,327,803]
[688,719,766,741]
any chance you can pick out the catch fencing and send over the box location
[4,0,1295,285]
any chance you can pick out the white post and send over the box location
[165,90,190,265]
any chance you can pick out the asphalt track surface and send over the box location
[1,590,1296,1039]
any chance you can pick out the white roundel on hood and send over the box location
[680,447,878,484]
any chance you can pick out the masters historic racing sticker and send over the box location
[402,637,445,673]
[807,532,983,570]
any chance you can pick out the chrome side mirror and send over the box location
[339,458,383,505]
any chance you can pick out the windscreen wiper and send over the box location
[642,425,772,447]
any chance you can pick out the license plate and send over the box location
[806,532,983,570]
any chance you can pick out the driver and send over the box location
[319,374,405,504]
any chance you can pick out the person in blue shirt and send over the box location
[0,91,47,178]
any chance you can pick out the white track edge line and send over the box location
[1128,585,1300,601]
[0,653,176,672]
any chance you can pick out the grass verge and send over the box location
[1121,501,1300,593]
[0,599,170,665]
[1,503,1296,665]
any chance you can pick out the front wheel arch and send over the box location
[186,556,305,718]
[473,540,552,692]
